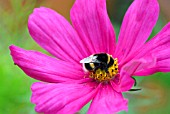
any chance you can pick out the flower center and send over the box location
[80,53,119,82]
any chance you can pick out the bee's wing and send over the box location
[80,56,94,63]
[80,55,99,63]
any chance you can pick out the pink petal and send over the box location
[31,82,98,114]
[118,58,156,92]
[109,75,122,92]
[28,7,89,63]
[131,23,170,76]
[57,83,99,114]
[87,85,128,114]
[70,0,116,55]
[115,0,159,62]
[10,45,84,83]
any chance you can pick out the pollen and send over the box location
[89,58,118,82]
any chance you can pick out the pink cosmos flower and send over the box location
[10,0,170,113]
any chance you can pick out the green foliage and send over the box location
[0,54,36,114]
[0,0,38,113]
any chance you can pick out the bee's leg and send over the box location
[94,64,101,72]
[104,67,109,73]
[93,68,97,73]
[102,63,108,73]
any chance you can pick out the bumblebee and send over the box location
[80,53,118,75]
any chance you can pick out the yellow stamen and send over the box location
[89,58,118,82]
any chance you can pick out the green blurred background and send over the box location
[0,0,170,114]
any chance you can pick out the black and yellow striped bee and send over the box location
[80,53,118,73]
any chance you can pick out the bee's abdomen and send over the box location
[84,63,95,71]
